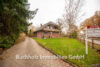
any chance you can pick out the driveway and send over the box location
[0,37,72,67]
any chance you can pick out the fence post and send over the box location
[85,27,88,54]
[92,38,94,48]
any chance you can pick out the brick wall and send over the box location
[37,31,44,38]
[36,31,60,38]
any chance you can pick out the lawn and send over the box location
[34,37,100,67]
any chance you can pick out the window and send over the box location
[50,32,53,35]
[45,32,48,34]
[47,26,49,29]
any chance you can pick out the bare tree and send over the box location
[63,0,84,37]
[57,18,64,30]
[57,18,64,35]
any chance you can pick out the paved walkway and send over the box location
[0,37,72,67]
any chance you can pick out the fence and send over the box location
[77,37,100,52]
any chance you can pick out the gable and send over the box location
[35,22,60,32]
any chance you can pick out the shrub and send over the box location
[72,32,77,38]
[0,34,19,48]
[29,29,34,37]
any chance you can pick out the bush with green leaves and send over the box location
[72,32,77,38]
[0,34,19,48]
[29,29,34,37]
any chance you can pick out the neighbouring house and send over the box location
[34,22,61,38]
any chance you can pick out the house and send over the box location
[34,22,61,38]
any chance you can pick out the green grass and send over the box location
[0,55,2,60]
[34,37,100,67]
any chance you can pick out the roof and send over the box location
[34,22,60,32]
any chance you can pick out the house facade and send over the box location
[34,22,61,38]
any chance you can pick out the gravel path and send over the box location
[0,37,73,67]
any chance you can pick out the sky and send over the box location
[28,0,100,27]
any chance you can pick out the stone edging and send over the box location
[35,41,78,67]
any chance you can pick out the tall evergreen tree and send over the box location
[0,0,38,48]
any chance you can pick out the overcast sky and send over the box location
[28,0,100,27]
